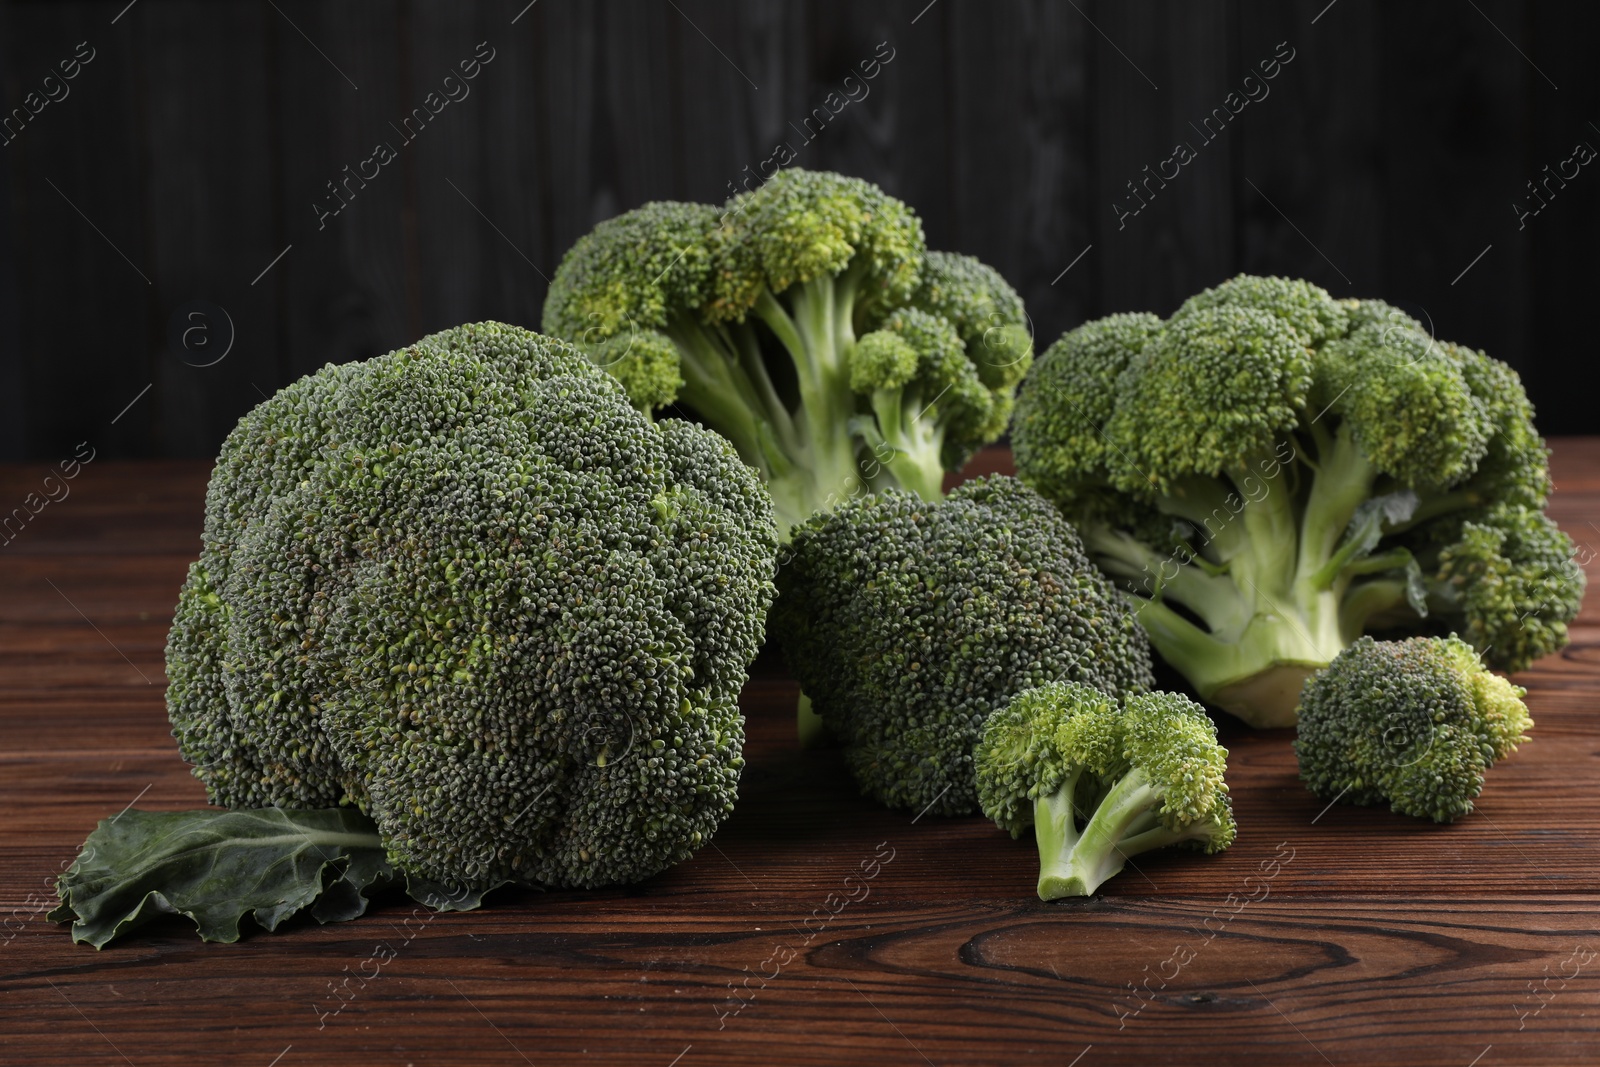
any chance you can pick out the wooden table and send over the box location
[3,444,1597,1067]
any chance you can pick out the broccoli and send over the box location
[975,683,1236,898]
[1294,635,1533,822]
[56,322,778,946]
[772,475,1154,816]
[541,168,1032,534]
[1012,274,1584,727]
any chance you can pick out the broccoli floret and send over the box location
[542,169,1032,534]
[976,683,1236,898]
[1294,635,1533,822]
[165,322,778,892]
[1012,274,1584,727]
[772,475,1154,816]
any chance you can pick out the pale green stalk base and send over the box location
[1079,422,1425,728]
[1033,769,1218,899]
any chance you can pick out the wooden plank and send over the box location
[803,1,956,254]
[944,0,1091,351]
[2,897,1597,1065]
[408,0,529,334]
[1091,1,1237,316]
[668,0,793,204]
[1522,2,1600,436]
[0,1,23,459]
[135,0,280,458]
[272,0,414,382]
[1233,0,1383,295]
[5,1,154,457]
[1376,1,1528,380]
[470,0,561,324]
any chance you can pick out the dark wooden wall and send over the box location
[1,0,1596,460]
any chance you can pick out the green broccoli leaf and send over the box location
[52,808,402,948]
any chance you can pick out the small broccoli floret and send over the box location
[976,682,1235,899]
[1013,274,1583,727]
[773,475,1154,816]
[542,169,1032,535]
[166,322,778,893]
[1294,635,1532,822]
[907,250,1035,390]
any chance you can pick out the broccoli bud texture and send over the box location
[166,321,778,893]
[1294,635,1533,822]
[773,475,1154,816]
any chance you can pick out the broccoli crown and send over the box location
[709,168,924,323]
[772,475,1155,816]
[1294,635,1532,822]
[975,682,1234,899]
[541,168,1032,534]
[165,322,778,892]
[1012,274,1582,727]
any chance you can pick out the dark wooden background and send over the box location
[2,0,1598,462]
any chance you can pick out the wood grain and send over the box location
[1,444,1598,1065]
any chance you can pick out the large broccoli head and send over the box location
[772,475,1154,816]
[1294,635,1532,822]
[541,169,1032,534]
[1012,274,1583,727]
[165,322,778,891]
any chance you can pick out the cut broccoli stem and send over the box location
[1040,768,1162,899]
[1080,430,1414,726]
[1032,773,1086,901]
[1078,456,1344,726]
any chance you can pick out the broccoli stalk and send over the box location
[977,684,1236,899]
[660,270,864,527]
[1013,276,1584,727]
[1079,422,1390,719]
[543,170,1032,535]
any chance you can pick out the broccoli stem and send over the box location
[751,275,874,533]
[1297,421,1379,591]
[1039,768,1160,899]
[1086,419,1468,725]
[1080,430,1386,726]
[673,254,961,533]
[1340,577,1410,634]
[795,690,833,749]
[1387,485,1487,532]
[1031,772,1085,901]
[866,386,946,500]
[668,320,792,478]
